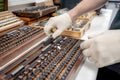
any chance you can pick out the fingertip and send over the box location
[80,42,84,50]
[44,25,54,35]
[52,30,62,38]
[88,57,96,63]
[82,49,90,57]
[44,27,49,35]
[80,40,91,50]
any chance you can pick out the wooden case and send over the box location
[13,6,58,18]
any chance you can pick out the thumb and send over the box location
[52,30,63,38]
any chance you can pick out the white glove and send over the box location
[81,30,120,68]
[44,13,72,38]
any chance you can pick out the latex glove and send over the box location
[44,13,72,38]
[81,30,120,68]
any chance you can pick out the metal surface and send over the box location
[0,36,84,80]
[13,6,58,18]
[0,26,46,71]
[0,11,23,33]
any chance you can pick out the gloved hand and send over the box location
[44,13,72,38]
[80,30,120,68]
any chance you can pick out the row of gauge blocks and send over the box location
[0,26,43,56]
[74,20,88,29]
[32,19,88,29]
[0,11,22,27]
[0,16,20,27]
[12,6,58,18]
[0,12,15,20]
[14,6,55,12]
[1,36,84,80]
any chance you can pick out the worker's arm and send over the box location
[44,0,108,38]
[69,0,108,20]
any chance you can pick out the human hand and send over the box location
[81,30,120,67]
[44,13,72,38]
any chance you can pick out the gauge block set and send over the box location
[0,26,44,56]
[0,11,24,35]
[0,26,46,70]
[0,17,85,80]
[12,6,58,18]
[30,18,91,39]
[0,5,88,80]
[77,11,96,20]
[0,36,85,80]
[30,9,96,39]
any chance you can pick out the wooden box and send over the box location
[30,19,91,39]
[13,6,58,18]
